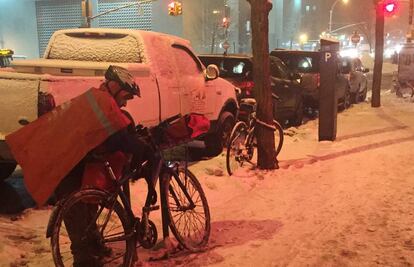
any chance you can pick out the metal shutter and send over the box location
[97,0,152,30]
[36,0,83,56]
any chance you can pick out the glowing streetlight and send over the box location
[299,33,308,44]
[328,0,349,33]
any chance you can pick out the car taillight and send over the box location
[38,92,56,116]
[237,81,255,95]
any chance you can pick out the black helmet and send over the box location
[105,65,140,97]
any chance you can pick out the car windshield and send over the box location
[271,52,320,73]
[198,56,252,79]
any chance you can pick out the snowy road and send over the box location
[1,91,414,266]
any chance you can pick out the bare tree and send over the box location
[246,0,278,170]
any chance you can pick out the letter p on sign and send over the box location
[325,52,332,62]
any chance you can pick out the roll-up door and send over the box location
[36,0,83,56]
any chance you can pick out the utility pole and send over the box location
[246,0,278,170]
[372,0,384,107]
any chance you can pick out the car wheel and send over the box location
[218,111,235,146]
[291,97,304,127]
[360,85,368,102]
[0,162,17,181]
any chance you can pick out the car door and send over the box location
[171,44,214,116]
[270,56,299,119]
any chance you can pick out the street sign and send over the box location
[351,33,361,44]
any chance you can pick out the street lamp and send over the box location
[328,0,349,34]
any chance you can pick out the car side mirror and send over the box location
[205,64,219,81]
[363,67,370,73]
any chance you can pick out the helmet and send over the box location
[105,65,141,97]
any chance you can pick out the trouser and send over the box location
[55,163,102,265]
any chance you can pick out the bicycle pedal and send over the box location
[143,205,159,212]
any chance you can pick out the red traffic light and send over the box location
[168,1,182,16]
[383,1,398,16]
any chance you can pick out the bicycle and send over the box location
[226,95,284,176]
[46,114,211,266]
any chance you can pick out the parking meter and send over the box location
[318,38,339,141]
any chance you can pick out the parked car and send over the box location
[198,54,305,126]
[0,28,239,181]
[340,57,369,103]
[270,49,351,112]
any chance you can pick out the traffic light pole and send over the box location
[81,0,155,28]
[372,0,384,108]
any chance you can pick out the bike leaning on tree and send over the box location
[226,94,284,176]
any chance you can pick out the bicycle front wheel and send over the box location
[226,121,249,175]
[50,189,135,267]
[164,167,211,251]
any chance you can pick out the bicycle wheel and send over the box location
[254,120,283,157]
[273,119,284,157]
[50,189,135,267]
[164,167,211,251]
[226,121,249,175]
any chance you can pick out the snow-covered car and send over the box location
[340,57,369,103]
[0,28,238,181]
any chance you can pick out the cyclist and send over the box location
[54,65,152,267]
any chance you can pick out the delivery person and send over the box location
[54,65,149,267]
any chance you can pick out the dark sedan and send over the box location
[198,54,305,126]
[270,49,351,112]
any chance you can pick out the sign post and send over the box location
[319,38,340,141]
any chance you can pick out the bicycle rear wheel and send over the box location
[50,189,135,267]
[273,119,284,157]
[164,167,210,251]
[226,121,249,175]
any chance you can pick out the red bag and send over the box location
[5,88,131,205]
[160,113,210,148]
[81,151,128,192]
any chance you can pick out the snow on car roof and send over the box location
[44,28,191,64]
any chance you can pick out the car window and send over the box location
[296,57,314,72]
[272,52,319,73]
[270,57,290,79]
[172,45,203,76]
[352,58,362,70]
[198,56,252,79]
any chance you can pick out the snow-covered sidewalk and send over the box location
[1,91,414,267]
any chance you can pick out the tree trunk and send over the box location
[247,0,277,170]
[372,0,384,107]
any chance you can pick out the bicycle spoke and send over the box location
[51,190,134,267]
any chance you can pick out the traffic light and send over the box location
[222,17,230,28]
[222,5,230,28]
[168,1,182,16]
[383,0,398,16]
